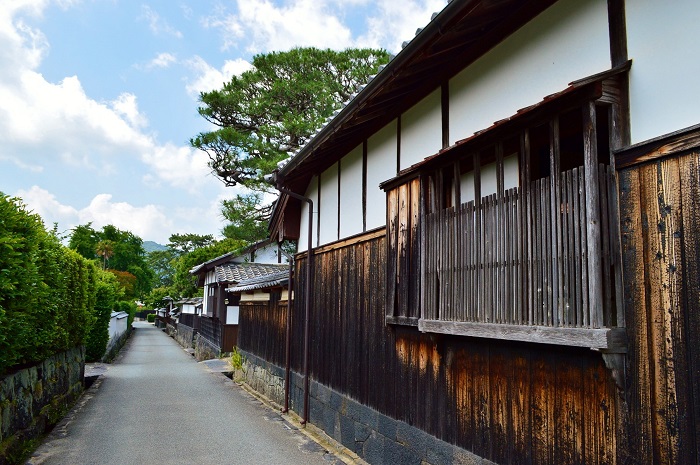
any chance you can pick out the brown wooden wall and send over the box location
[618,149,700,465]
[238,293,287,368]
[285,230,619,465]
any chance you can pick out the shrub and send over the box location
[0,194,97,375]
[85,270,123,362]
[147,313,156,323]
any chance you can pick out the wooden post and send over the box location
[583,102,604,328]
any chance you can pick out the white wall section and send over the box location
[449,0,610,146]
[366,121,398,230]
[401,89,442,170]
[297,175,319,252]
[339,144,364,239]
[626,0,700,143]
[318,163,340,246]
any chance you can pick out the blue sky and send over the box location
[0,0,446,244]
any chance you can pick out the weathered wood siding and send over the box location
[289,230,618,464]
[386,177,421,323]
[618,150,700,465]
[238,293,287,368]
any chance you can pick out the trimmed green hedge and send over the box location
[147,313,156,323]
[0,194,120,374]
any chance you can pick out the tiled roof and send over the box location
[227,270,289,293]
[214,263,288,284]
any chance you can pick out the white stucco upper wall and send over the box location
[339,144,364,239]
[297,176,319,253]
[318,163,339,246]
[366,120,398,230]
[449,0,611,145]
[401,89,442,170]
[626,0,700,144]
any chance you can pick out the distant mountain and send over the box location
[143,241,168,253]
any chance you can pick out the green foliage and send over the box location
[68,223,155,298]
[167,233,215,254]
[221,193,270,243]
[171,238,246,298]
[0,194,96,375]
[85,270,124,362]
[147,248,178,288]
[192,47,390,243]
[147,313,156,323]
[114,300,137,328]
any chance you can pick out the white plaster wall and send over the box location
[297,176,319,252]
[449,0,610,145]
[339,144,364,238]
[366,121,399,230]
[181,303,196,314]
[401,89,443,170]
[460,154,519,202]
[226,306,239,325]
[626,0,700,143]
[318,163,339,246]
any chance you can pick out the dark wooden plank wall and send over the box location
[288,231,618,464]
[238,293,287,367]
[618,150,700,465]
[386,177,421,322]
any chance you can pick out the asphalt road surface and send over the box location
[29,322,342,465]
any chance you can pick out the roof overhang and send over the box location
[276,0,560,194]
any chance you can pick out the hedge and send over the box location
[0,194,118,375]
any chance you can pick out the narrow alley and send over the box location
[28,322,346,465]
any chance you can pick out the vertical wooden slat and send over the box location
[583,101,604,328]
[410,178,421,319]
[599,164,613,326]
[386,188,398,319]
[550,118,562,327]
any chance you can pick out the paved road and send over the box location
[30,322,342,465]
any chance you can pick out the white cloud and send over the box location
[148,52,177,69]
[184,55,252,97]
[16,186,175,243]
[358,0,447,53]
[139,5,183,39]
[111,93,148,129]
[204,0,353,53]
[140,143,212,193]
[0,3,213,193]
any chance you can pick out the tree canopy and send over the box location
[68,223,154,298]
[191,47,391,242]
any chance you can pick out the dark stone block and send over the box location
[426,437,454,465]
[338,414,355,450]
[383,438,421,465]
[329,390,343,411]
[377,413,397,441]
[359,405,379,430]
[452,447,483,465]
[323,406,337,437]
[363,433,384,465]
[314,382,331,404]
[345,398,363,421]
[396,421,428,457]
[354,421,372,443]
[309,397,324,425]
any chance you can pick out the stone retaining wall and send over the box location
[236,349,491,465]
[0,347,85,464]
[173,324,195,350]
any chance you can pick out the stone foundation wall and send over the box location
[0,347,85,464]
[173,324,195,350]
[194,336,220,361]
[237,349,491,465]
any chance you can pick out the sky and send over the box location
[0,0,447,245]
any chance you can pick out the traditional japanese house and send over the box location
[187,246,287,359]
[236,0,700,463]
